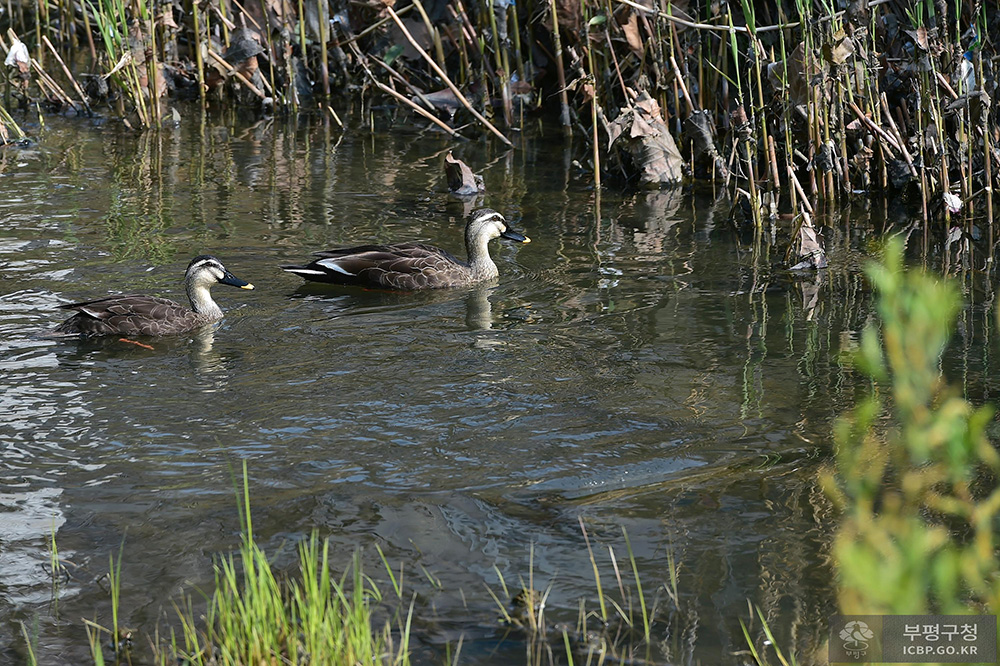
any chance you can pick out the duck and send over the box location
[50,255,254,337]
[280,208,529,290]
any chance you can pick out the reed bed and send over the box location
[1,1,998,259]
[0,3,993,191]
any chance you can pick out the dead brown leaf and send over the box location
[905,27,929,51]
[786,42,826,106]
[157,9,178,30]
[444,152,485,195]
[823,30,855,65]
[608,91,683,187]
[790,217,828,270]
[621,12,643,55]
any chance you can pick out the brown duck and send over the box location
[280,208,529,290]
[51,255,254,337]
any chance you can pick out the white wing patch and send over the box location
[317,259,356,276]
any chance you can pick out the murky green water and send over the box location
[2,112,982,664]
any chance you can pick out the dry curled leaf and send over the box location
[157,9,179,30]
[444,152,485,195]
[905,27,929,51]
[608,91,683,188]
[823,30,855,65]
[790,215,828,270]
[4,35,30,75]
[621,12,643,56]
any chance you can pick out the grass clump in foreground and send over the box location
[170,533,411,666]
[84,460,413,666]
[172,463,412,666]
[823,238,1000,615]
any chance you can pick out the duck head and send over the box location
[466,208,530,245]
[186,255,255,291]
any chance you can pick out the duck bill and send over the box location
[501,229,530,243]
[220,271,255,290]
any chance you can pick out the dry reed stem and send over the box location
[192,1,206,105]
[617,0,893,35]
[324,104,343,127]
[29,57,77,110]
[351,43,464,139]
[371,57,437,112]
[548,0,571,136]
[41,35,91,114]
[934,70,959,101]
[877,94,919,178]
[787,165,814,215]
[615,0,800,33]
[410,0,445,71]
[385,6,511,146]
[669,55,695,115]
[317,0,329,95]
[768,134,780,186]
[230,0,263,31]
[336,4,414,47]
[207,49,266,98]
[847,101,904,156]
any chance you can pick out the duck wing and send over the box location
[283,242,469,290]
[54,294,202,337]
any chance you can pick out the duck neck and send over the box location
[466,234,499,281]
[187,282,223,321]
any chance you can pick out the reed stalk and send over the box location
[509,1,524,82]
[296,0,308,72]
[411,0,445,71]
[317,0,329,96]
[108,545,123,657]
[33,0,42,65]
[192,0,206,107]
[385,6,511,146]
[487,0,512,126]
[19,621,38,666]
[42,36,91,114]
[548,0,571,137]
[983,54,994,273]
[144,0,162,125]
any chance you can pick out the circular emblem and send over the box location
[840,620,875,649]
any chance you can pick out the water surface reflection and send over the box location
[0,114,924,664]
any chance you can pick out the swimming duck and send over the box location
[51,255,254,337]
[281,208,529,290]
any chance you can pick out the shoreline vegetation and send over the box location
[1,0,998,268]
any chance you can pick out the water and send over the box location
[0,112,919,664]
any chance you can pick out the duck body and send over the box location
[51,255,254,338]
[281,208,529,291]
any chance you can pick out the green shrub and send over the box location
[823,240,1000,615]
